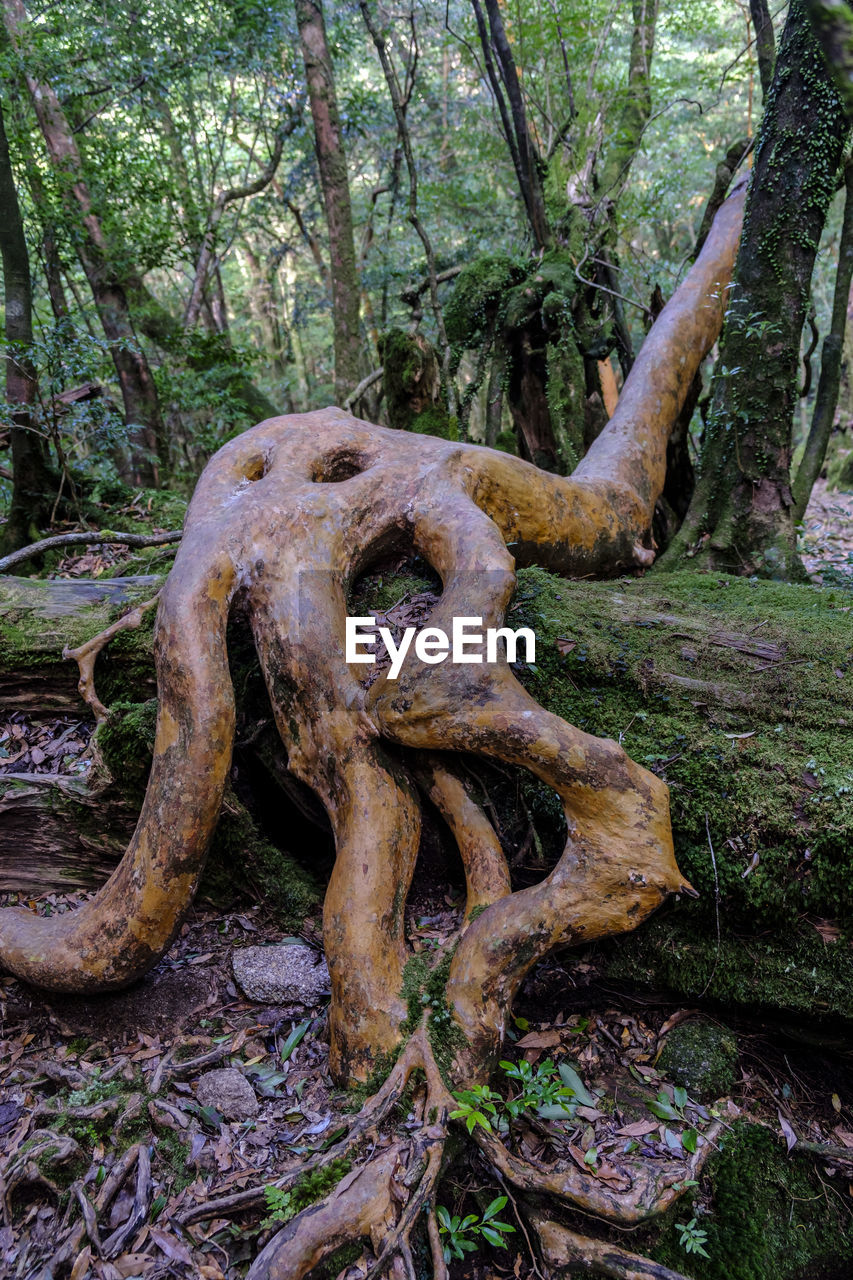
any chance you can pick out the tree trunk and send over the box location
[663,0,848,578]
[0,96,56,553]
[3,0,165,488]
[294,0,361,405]
[793,157,853,517]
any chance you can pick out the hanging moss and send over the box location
[545,337,586,473]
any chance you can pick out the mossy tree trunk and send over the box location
[663,0,848,578]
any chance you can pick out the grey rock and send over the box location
[196,1068,259,1120]
[232,943,330,1005]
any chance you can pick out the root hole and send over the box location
[311,449,367,483]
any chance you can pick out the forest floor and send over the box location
[1,884,852,1279]
[3,479,853,1278]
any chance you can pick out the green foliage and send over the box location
[436,1196,515,1261]
[262,1158,352,1229]
[675,1217,711,1259]
[450,1057,598,1132]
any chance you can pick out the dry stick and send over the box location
[101,1142,151,1259]
[49,1143,143,1274]
[360,2,458,420]
[700,812,722,998]
[63,594,161,723]
[0,528,182,574]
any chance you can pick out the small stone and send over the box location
[232,944,331,1005]
[196,1068,259,1120]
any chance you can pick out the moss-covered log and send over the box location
[511,565,853,1021]
[0,574,160,714]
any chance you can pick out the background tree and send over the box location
[663,0,848,577]
[0,93,54,550]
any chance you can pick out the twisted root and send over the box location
[0,181,745,1274]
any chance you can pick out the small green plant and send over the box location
[449,1084,502,1133]
[648,1086,689,1122]
[675,1216,710,1259]
[262,1185,294,1227]
[499,1057,577,1120]
[435,1196,515,1260]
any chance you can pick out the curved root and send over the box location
[530,1215,697,1280]
[473,1120,722,1224]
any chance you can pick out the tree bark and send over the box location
[294,0,361,405]
[793,157,853,518]
[663,0,848,578]
[2,0,165,488]
[0,95,56,554]
[749,0,777,100]
[804,0,853,119]
[595,0,660,205]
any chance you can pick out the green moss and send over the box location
[205,795,322,929]
[445,254,525,352]
[651,1122,853,1278]
[400,949,466,1084]
[96,699,157,800]
[508,565,853,1018]
[380,329,454,437]
[545,337,585,473]
[656,1020,738,1100]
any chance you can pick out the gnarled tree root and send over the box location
[0,180,745,1274]
[242,1029,720,1280]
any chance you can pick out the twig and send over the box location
[495,1171,545,1280]
[344,366,384,412]
[0,529,181,574]
[700,812,722,997]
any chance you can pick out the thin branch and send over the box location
[184,129,289,327]
[344,366,384,411]
[0,529,182,575]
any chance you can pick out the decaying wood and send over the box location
[0,180,745,1277]
[0,574,159,713]
[0,772,135,892]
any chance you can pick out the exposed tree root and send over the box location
[473,1119,722,1223]
[0,181,745,1275]
[530,1216,696,1280]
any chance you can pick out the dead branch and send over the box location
[63,593,160,722]
[0,529,181,575]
